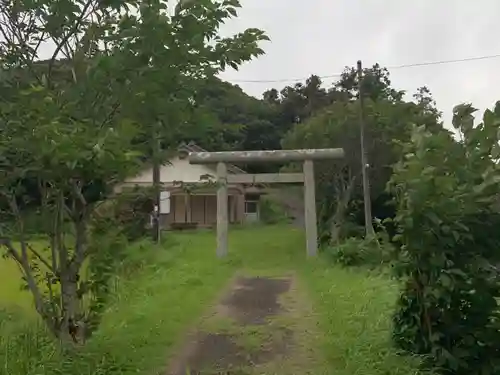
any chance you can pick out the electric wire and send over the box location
[228,53,500,84]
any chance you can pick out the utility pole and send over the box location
[357,60,375,237]
[152,122,161,244]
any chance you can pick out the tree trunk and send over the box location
[60,275,80,344]
[57,212,88,345]
[330,221,342,244]
[330,177,356,244]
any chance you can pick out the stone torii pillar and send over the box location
[188,148,344,257]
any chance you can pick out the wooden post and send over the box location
[183,194,189,223]
[303,160,317,256]
[152,122,161,243]
[238,194,245,224]
[216,162,228,257]
[230,195,237,223]
[357,60,374,237]
[186,194,192,223]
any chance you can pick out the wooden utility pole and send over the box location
[357,60,375,237]
[152,123,161,244]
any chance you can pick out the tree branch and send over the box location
[26,243,55,274]
[69,179,85,205]
[38,177,59,273]
[47,0,96,82]
[0,238,22,265]
[2,237,49,323]
[0,8,43,83]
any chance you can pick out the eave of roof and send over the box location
[178,141,248,175]
[124,142,266,191]
[179,142,268,190]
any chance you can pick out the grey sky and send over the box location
[218,0,500,127]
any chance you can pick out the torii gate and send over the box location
[188,148,344,257]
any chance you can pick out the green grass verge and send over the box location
[0,240,49,314]
[0,225,428,375]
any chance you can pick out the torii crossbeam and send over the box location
[188,148,344,257]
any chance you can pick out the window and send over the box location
[245,201,258,214]
[245,193,260,201]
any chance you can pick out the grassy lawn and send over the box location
[0,225,427,375]
[0,241,46,313]
[0,256,30,307]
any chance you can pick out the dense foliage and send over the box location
[388,104,500,374]
[94,186,154,242]
[282,69,443,244]
[0,0,267,344]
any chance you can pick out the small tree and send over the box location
[112,0,268,240]
[388,103,500,373]
[0,0,268,345]
[323,165,357,244]
[0,97,140,343]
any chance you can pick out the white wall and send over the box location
[125,157,217,184]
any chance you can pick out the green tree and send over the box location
[262,64,406,140]
[282,87,444,243]
[263,75,339,135]
[0,0,267,345]
[114,0,268,239]
[119,0,268,153]
[335,63,405,102]
[388,103,500,374]
[0,0,145,344]
[192,77,279,153]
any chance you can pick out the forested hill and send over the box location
[192,64,444,156]
[191,64,448,233]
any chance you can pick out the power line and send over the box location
[389,53,500,70]
[228,53,500,84]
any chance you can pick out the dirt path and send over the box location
[167,273,322,375]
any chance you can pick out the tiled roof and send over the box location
[178,141,248,175]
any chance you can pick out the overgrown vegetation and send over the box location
[1,0,499,373]
[324,237,392,269]
[281,71,443,245]
[0,0,267,345]
[322,103,500,374]
[258,195,291,224]
[387,104,500,374]
[94,186,154,241]
[0,226,428,375]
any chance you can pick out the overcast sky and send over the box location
[218,0,500,127]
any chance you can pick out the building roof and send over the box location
[119,142,265,194]
[177,141,248,175]
[178,142,265,193]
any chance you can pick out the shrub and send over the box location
[259,197,290,224]
[325,237,393,268]
[388,114,500,374]
[339,218,365,239]
[95,186,154,242]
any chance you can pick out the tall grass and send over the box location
[0,309,55,375]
